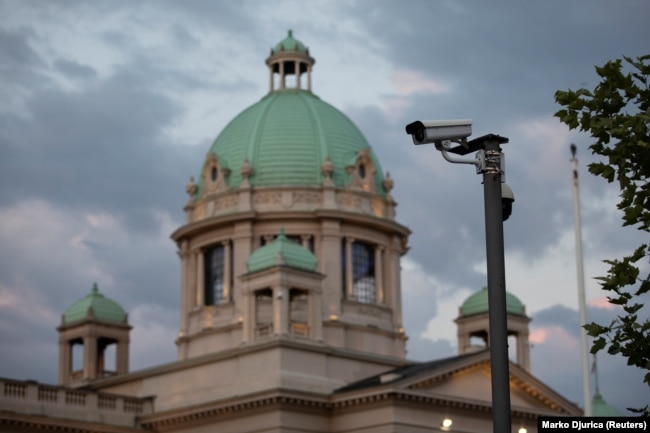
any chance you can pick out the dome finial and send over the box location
[288,29,293,37]
[92,282,99,294]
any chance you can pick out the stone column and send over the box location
[320,220,342,317]
[58,340,71,385]
[195,249,204,306]
[375,246,384,304]
[517,331,531,372]
[269,65,274,91]
[83,336,98,380]
[345,237,354,299]
[307,63,312,91]
[295,61,300,89]
[389,236,403,329]
[178,240,191,335]
[273,286,289,334]
[457,324,469,355]
[301,234,311,250]
[232,221,253,310]
[241,288,253,342]
[116,338,129,374]
[279,61,285,89]
[310,290,323,341]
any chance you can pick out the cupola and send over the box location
[455,287,531,371]
[57,283,131,386]
[266,29,315,92]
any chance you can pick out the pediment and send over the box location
[338,350,582,416]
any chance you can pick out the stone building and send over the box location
[1,31,583,433]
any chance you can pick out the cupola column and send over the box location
[273,286,290,334]
[116,338,129,374]
[58,340,71,384]
[83,335,98,380]
[307,63,312,91]
[295,61,300,89]
[517,329,531,372]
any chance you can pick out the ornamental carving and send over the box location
[194,203,206,220]
[293,191,321,205]
[337,193,363,210]
[254,191,282,205]
[346,148,377,193]
[202,152,231,196]
[214,194,238,213]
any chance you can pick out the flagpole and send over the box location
[570,143,592,416]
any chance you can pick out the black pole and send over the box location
[482,137,511,433]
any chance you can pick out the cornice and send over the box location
[140,390,329,431]
[0,411,142,433]
[170,210,257,241]
[139,385,564,431]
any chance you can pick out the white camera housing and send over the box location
[405,119,473,145]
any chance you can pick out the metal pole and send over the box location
[570,144,592,416]
[483,138,511,433]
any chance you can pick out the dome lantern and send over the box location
[266,30,315,92]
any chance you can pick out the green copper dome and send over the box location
[196,32,386,198]
[273,29,307,54]
[198,90,385,195]
[247,229,317,273]
[592,391,624,416]
[63,283,127,325]
[460,287,526,317]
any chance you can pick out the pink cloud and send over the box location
[588,297,618,310]
[529,329,548,345]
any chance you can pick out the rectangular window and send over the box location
[204,244,225,305]
[352,241,376,304]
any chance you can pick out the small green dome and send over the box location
[273,30,307,54]
[460,287,525,317]
[63,283,127,324]
[592,391,624,416]
[198,90,385,195]
[247,229,317,273]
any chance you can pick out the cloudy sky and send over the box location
[1,0,648,414]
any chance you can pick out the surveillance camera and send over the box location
[405,119,472,146]
[502,183,515,221]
